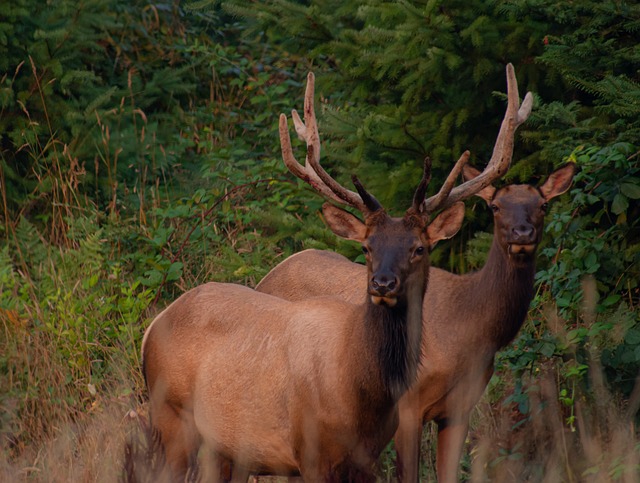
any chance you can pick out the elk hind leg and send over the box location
[152,402,201,480]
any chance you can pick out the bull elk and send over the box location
[255,65,569,482]
[142,73,472,481]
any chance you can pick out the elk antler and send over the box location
[279,72,368,213]
[280,65,531,216]
[280,73,434,216]
[422,63,533,213]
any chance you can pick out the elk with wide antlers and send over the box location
[256,64,559,482]
[142,73,468,481]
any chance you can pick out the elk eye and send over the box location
[362,245,369,255]
[414,246,425,256]
[541,202,549,212]
[490,204,500,213]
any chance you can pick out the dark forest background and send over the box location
[0,0,639,480]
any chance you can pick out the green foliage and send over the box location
[0,214,152,447]
[513,0,640,172]
[223,0,640,221]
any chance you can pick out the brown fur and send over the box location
[142,202,465,482]
[255,164,576,483]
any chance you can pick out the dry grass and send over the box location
[467,368,640,482]
[0,390,143,482]
[2,297,638,482]
[1,367,639,482]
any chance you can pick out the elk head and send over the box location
[320,160,465,307]
[464,163,576,266]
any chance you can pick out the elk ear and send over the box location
[426,202,465,249]
[540,162,577,201]
[463,165,496,203]
[322,203,367,242]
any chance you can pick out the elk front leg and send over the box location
[393,393,423,483]
[228,463,250,483]
[435,417,469,483]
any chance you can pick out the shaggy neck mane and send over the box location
[364,284,424,401]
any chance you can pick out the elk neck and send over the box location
[472,236,536,349]
[363,265,427,402]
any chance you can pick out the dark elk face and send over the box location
[491,184,547,260]
[464,163,577,266]
[322,203,465,307]
[360,214,429,307]
[362,214,429,307]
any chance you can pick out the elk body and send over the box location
[257,163,575,482]
[141,73,468,481]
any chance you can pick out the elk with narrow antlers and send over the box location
[256,64,566,482]
[142,73,471,481]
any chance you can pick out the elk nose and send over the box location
[371,275,398,295]
[512,225,535,240]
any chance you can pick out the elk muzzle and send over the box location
[369,273,400,307]
[508,224,537,256]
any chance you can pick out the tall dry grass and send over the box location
[2,275,638,482]
[467,368,639,482]
[465,297,640,482]
[0,384,143,482]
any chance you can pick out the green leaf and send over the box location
[601,294,621,307]
[624,328,640,345]
[611,193,628,214]
[584,252,598,272]
[166,262,184,282]
[620,182,640,199]
[139,270,163,287]
[539,341,556,358]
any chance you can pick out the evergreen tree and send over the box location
[222,0,639,198]
[223,0,553,206]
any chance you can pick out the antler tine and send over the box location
[485,63,533,173]
[306,145,368,212]
[422,151,470,213]
[412,156,433,213]
[279,72,367,211]
[423,63,533,213]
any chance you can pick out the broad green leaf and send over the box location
[601,294,621,306]
[611,193,628,214]
[624,328,640,345]
[620,182,640,199]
